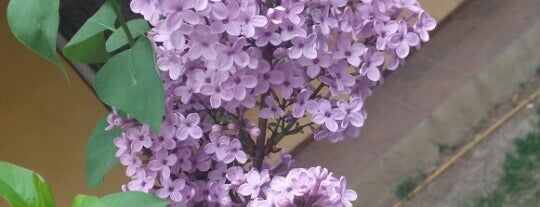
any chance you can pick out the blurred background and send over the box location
[1,0,539,206]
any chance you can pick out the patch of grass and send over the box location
[464,109,540,207]
[395,177,417,200]
[519,82,526,89]
[463,192,505,207]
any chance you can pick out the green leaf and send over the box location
[85,115,122,188]
[106,19,150,52]
[7,0,66,77]
[72,195,105,207]
[95,37,165,132]
[100,192,167,207]
[62,1,117,63]
[0,161,56,207]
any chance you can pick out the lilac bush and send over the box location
[107,0,436,206]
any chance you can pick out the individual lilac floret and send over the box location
[127,170,155,193]
[156,178,186,202]
[338,97,366,128]
[215,38,250,70]
[215,139,247,164]
[148,150,177,178]
[389,20,421,58]
[210,1,241,35]
[253,61,284,95]
[298,52,332,79]
[333,37,367,67]
[120,154,142,177]
[292,90,318,118]
[238,169,270,199]
[174,113,203,140]
[289,33,318,59]
[126,124,152,151]
[415,11,437,42]
[360,50,385,81]
[312,100,345,132]
[255,23,282,47]
[374,20,399,50]
[237,3,268,38]
[260,96,285,119]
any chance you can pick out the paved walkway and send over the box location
[295,0,540,206]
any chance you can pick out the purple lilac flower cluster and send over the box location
[108,0,435,206]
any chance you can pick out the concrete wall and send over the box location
[0,0,466,206]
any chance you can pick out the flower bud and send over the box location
[249,127,261,137]
[227,123,237,131]
[212,124,222,132]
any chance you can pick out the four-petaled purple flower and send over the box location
[127,170,155,193]
[120,154,142,177]
[255,23,282,47]
[210,1,241,35]
[337,97,365,128]
[312,100,345,132]
[374,20,399,50]
[292,90,318,118]
[414,11,437,42]
[277,66,304,99]
[298,52,332,79]
[389,20,420,58]
[187,26,220,60]
[289,33,318,59]
[216,139,247,164]
[333,37,367,67]
[222,69,258,101]
[215,38,250,70]
[312,7,338,35]
[328,60,356,91]
[360,50,385,81]
[156,178,186,202]
[174,113,203,140]
[148,149,178,178]
[237,3,268,38]
[126,124,152,151]
[238,169,270,199]
[253,61,284,95]
[200,82,234,108]
[260,96,285,119]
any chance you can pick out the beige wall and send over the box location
[420,0,468,21]
[0,1,127,206]
[0,0,466,206]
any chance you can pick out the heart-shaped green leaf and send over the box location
[106,19,150,52]
[62,1,117,63]
[100,192,167,207]
[7,0,65,77]
[0,161,56,207]
[71,195,105,207]
[85,115,122,188]
[95,37,165,132]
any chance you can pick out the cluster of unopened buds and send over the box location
[107,0,436,206]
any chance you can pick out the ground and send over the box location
[402,76,540,207]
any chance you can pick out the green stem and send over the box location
[111,0,135,47]
[254,93,269,170]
